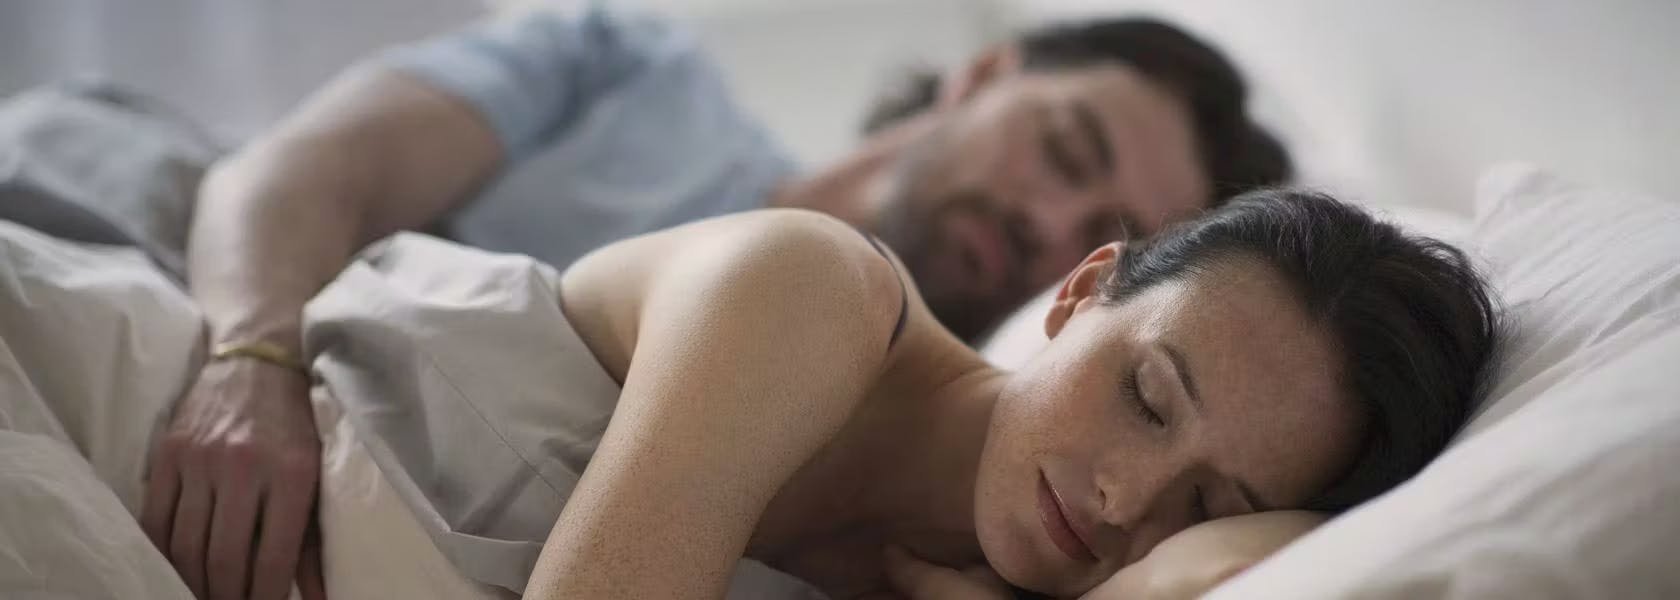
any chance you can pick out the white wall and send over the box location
[0,0,998,165]
[0,0,483,141]
[1004,0,1680,213]
[683,0,994,164]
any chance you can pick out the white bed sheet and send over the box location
[0,221,201,598]
[0,222,823,599]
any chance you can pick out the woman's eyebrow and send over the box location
[1163,342,1202,415]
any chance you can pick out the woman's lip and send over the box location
[1037,471,1097,563]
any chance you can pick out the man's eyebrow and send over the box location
[1071,102,1154,240]
[1237,479,1271,512]
[1163,342,1202,415]
[1073,101,1115,177]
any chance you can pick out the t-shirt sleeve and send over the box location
[378,2,687,161]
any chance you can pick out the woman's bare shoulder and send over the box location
[560,209,906,377]
[570,209,899,307]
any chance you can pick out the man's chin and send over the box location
[914,281,1001,339]
[927,297,999,342]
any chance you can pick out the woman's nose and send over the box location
[1098,471,1205,564]
[1094,460,1165,528]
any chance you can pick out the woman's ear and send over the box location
[935,44,1023,109]
[1044,242,1124,339]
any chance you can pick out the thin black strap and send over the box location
[855,229,909,348]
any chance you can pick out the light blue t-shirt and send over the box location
[382,2,799,269]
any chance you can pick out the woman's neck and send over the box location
[846,333,1010,564]
[743,327,1009,596]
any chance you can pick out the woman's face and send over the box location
[973,249,1365,596]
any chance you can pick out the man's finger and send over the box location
[139,452,181,552]
[247,465,318,600]
[169,471,214,599]
[205,480,260,600]
[295,520,326,600]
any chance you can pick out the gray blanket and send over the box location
[0,81,221,280]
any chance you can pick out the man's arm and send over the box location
[192,0,684,364]
[189,65,499,354]
[140,64,500,600]
[146,7,703,598]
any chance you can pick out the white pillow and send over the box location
[979,286,1056,371]
[1206,164,1680,599]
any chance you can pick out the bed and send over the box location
[3,2,1678,599]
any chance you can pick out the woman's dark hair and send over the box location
[1098,189,1500,511]
[860,17,1292,204]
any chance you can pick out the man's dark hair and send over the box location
[1099,189,1501,512]
[862,18,1292,205]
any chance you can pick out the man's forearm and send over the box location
[188,136,370,353]
[186,67,502,354]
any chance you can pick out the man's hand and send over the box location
[881,545,1014,600]
[140,358,324,600]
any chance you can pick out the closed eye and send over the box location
[1191,486,1210,523]
[1042,130,1090,187]
[1122,369,1164,428]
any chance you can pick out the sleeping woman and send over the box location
[0,189,1497,599]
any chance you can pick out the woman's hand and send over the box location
[1080,511,1327,600]
[881,545,1013,600]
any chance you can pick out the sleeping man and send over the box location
[0,188,1498,598]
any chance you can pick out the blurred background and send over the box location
[4,0,1678,215]
[0,0,1010,166]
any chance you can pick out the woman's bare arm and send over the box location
[1082,511,1327,600]
[527,210,905,599]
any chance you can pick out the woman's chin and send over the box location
[978,530,1099,598]
[976,521,1039,588]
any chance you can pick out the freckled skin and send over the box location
[974,256,1361,596]
[529,210,1362,599]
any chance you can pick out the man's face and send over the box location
[873,62,1209,340]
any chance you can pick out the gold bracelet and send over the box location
[209,340,308,372]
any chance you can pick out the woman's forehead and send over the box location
[1113,261,1364,501]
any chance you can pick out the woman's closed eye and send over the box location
[1122,369,1165,428]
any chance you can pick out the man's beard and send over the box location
[874,135,1039,343]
